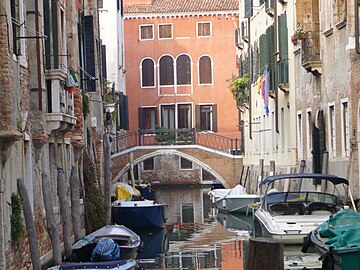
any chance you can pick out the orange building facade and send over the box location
[123,0,241,139]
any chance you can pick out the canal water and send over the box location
[134,186,323,270]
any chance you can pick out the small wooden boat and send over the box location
[305,209,360,270]
[47,225,140,270]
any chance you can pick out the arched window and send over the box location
[159,56,174,85]
[176,54,191,85]
[141,58,155,87]
[199,56,212,84]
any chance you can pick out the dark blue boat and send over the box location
[111,199,167,229]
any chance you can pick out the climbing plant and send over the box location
[10,193,24,246]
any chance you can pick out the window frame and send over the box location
[198,55,213,85]
[159,55,175,86]
[328,102,336,158]
[306,108,312,158]
[139,24,154,41]
[196,22,212,37]
[158,23,173,40]
[176,54,192,86]
[341,98,350,157]
[139,106,157,130]
[297,111,303,159]
[140,58,156,88]
[143,157,155,171]
[197,104,217,132]
[179,157,193,170]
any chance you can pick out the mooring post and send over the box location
[245,237,284,270]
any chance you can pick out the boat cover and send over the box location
[115,183,141,200]
[91,237,121,262]
[316,209,360,249]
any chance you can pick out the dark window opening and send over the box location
[143,158,154,171]
[141,59,155,87]
[159,56,174,85]
[180,157,193,169]
[199,56,212,84]
[176,55,191,85]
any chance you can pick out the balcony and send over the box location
[302,31,322,76]
[45,69,76,134]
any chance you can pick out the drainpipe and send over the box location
[35,0,42,110]
[355,0,360,54]
[248,17,252,139]
[274,0,279,133]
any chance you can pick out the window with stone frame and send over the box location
[180,157,193,170]
[139,107,157,130]
[140,25,154,40]
[199,56,212,84]
[334,0,346,27]
[141,58,155,87]
[158,24,172,39]
[197,22,211,37]
[159,55,174,85]
[10,0,22,56]
[176,54,191,85]
[143,157,154,171]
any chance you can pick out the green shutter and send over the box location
[212,105,218,132]
[278,14,289,84]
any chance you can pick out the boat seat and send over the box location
[269,203,289,216]
[287,202,306,215]
[307,202,336,215]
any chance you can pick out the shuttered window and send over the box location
[176,54,191,85]
[159,24,172,39]
[278,14,289,84]
[244,0,253,18]
[119,94,129,130]
[141,58,155,87]
[159,56,174,85]
[178,104,192,129]
[140,25,154,40]
[199,56,212,84]
[197,22,211,37]
[84,15,96,92]
[259,25,275,89]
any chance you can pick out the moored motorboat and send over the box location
[304,209,360,270]
[111,182,166,229]
[211,184,259,214]
[255,173,352,244]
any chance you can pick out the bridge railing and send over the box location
[111,128,242,155]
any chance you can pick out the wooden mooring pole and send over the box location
[246,237,284,270]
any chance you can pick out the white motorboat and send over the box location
[255,173,351,244]
[210,184,259,214]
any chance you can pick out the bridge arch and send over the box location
[112,149,227,186]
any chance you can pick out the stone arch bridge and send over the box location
[111,145,243,188]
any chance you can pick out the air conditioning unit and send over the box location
[265,0,274,16]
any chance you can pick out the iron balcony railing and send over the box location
[111,128,242,156]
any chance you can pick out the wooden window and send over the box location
[196,105,217,132]
[180,157,193,169]
[141,58,155,87]
[297,112,303,158]
[199,56,212,84]
[143,158,154,171]
[140,25,154,40]
[159,56,174,85]
[341,100,350,157]
[138,107,157,129]
[84,16,96,92]
[10,0,21,56]
[328,104,336,157]
[159,24,172,39]
[176,54,191,85]
[197,22,211,37]
[178,104,192,129]
[161,105,175,129]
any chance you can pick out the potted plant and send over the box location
[228,74,250,106]
[291,27,305,45]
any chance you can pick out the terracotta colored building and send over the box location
[123,0,240,139]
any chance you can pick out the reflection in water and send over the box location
[137,186,322,269]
